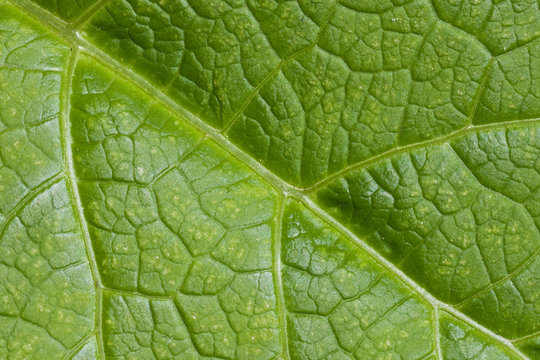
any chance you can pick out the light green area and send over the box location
[0,180,95,359]
[1,0,540,359]
[316,125,540,339]
[70,57,282,359]
[0,3,67,224]
[440,311,521,360]
[282,200,435,359]
[0,5,95,359]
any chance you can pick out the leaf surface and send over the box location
[1,0,539,359]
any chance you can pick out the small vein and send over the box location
[290,194,528,359]
[102,287,173,301]
[149,136,207,187]
[71,0,112,28]
[352,296,412,348]
[468,58,494,126]
[172,299,205,358]
[395,19,439,146]
[221,1,339,133]
[0,171,63,240]
[512,329,540,344]
[62,330,95,360]
[428,0,540,57]
[16,317,67,350]
[426,0,493,57]
[495,34,540,59]
[449,143,539,232]
[449,145,540,308]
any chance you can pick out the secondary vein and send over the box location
[59,47,106,360]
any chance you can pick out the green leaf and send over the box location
[1,0,539,359]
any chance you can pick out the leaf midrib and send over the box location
[7,0,533,358]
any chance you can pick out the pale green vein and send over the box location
[434,306,442,360]
[308,117,540,192]
[221,1,339,133]
[59,48,105,360]
[395,19,438,146]
[102,288,173,302]
[63,332,95,360]
[71,0,111,28]
[0,171,63,240]
[272,194,290,360]
[512,330,540,345]
[148,136,207,187]
[468,58,494,125]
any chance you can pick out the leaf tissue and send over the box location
[0,0,539,359]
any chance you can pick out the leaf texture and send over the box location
[0,0,539,359]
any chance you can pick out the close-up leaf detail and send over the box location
[0,0,539,359]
